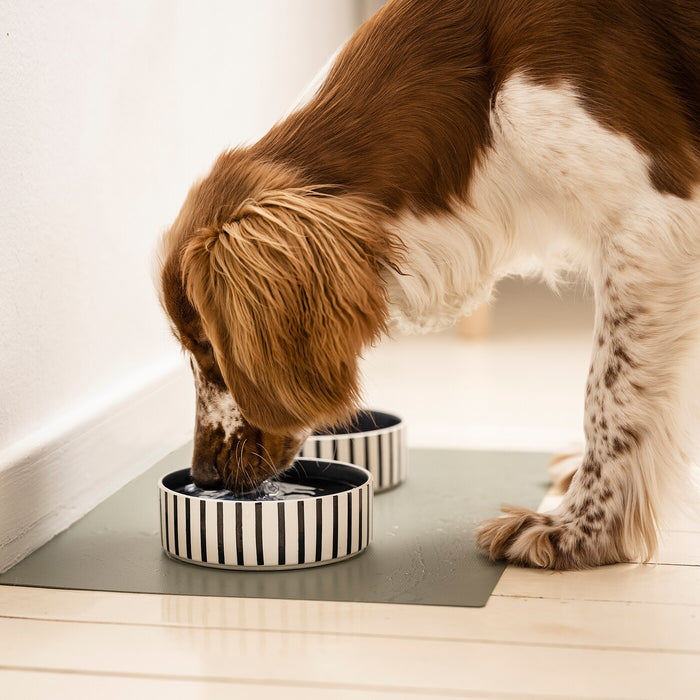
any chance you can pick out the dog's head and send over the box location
[158,153,400,491]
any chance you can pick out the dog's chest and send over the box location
[384,74,674,332]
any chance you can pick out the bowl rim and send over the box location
[309,409,404,441]
[158,457,373,504]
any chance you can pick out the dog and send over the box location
[158,0,699,569]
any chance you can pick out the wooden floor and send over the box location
[2,497,698,699]
[2,283,698,698]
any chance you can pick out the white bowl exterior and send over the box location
[158,463,373,570]
[299,419,406,492]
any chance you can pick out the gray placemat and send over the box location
[0,445,548,606]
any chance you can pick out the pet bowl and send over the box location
[298,409,407,492]
[158,459,372,570]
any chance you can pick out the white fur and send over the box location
[387,74,699,564]
[385,74,698,333]
[192,362,244,441]
[384,77,588,334]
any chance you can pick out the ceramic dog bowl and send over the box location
[158,459,372,570]
[298,409,407,492]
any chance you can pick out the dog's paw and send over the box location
[476,505,607,570]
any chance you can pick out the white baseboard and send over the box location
[0,361,194,573]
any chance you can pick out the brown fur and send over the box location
[191,417,302,492]
[485,0,699,198]
[181,163,402,432]
[253,0,699,211]
[159,154,403,487]
[158,0,699,565]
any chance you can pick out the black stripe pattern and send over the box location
[299,414,406,492]
[159,462,372,570]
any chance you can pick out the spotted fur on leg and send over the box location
[477,504,626,570]
[479,209,699,569]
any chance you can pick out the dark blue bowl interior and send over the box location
[162,458,370,502]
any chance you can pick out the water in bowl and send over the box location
[178,476,353,502]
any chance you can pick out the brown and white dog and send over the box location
[158,0,699,569]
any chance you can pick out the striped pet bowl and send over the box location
[298,409,407,492]
[158,459,372,570]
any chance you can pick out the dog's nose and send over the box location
[191,464,223,490]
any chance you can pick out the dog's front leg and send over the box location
[478,214,698,569]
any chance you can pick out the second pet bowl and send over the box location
[298,409,407,492]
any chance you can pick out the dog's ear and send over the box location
[181,187,402,432]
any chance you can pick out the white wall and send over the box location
[0,0,357,570]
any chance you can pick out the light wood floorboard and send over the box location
[1,585,698,654]
[0,669,494,700]
[1,615,697,699]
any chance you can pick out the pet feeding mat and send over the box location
[0,445,548,606]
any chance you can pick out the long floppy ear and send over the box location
[181,187,402,432]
